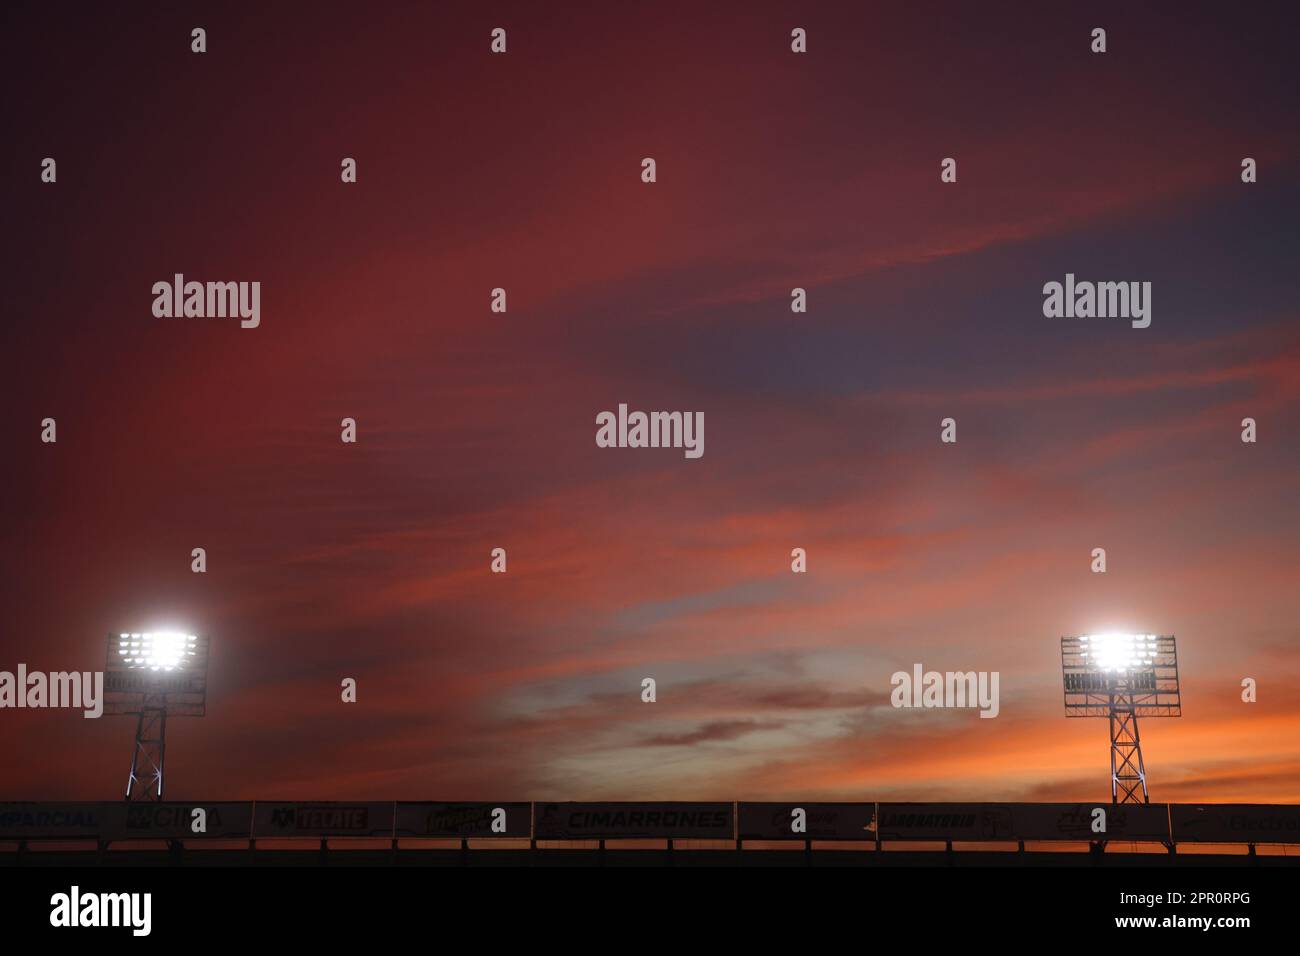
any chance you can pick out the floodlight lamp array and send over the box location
[116,632,198,671]
[1077,632,1160,673]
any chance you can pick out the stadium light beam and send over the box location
[1061,633,1180,804]
[104,631,209,801]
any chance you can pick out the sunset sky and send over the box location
[2,1,1298,804]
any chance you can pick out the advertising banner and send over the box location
[393,802,531,838]
[533,802,733,840]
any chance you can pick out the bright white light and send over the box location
[123,631,197,671]
[1080,632,1157,672]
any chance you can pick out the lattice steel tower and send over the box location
[1061,634,1181,804]
[104,632,209,801]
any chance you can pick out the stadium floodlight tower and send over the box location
[1061,633,1180,804]
[104,632,209,801]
